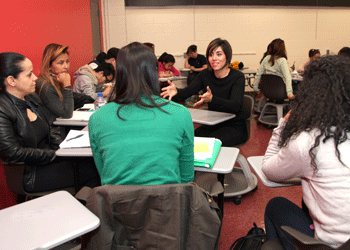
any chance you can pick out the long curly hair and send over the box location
[279,55,350,169]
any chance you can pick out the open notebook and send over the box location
[194,137,222,168]
[59,130,90,149]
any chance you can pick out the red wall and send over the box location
[1,0,94,208]
[2,0,94,77]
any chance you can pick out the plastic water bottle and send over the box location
[94,93,107,110]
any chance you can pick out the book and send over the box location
[59,130,90,149]
[194,137,222,168]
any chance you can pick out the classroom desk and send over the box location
[0,191,100,250]
[56,146,239,214]
[247,156,301,188]
[54,108,236,127]
[188,108,235,125]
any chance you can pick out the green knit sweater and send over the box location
[88,96,194,186]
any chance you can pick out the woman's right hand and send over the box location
[160,81,177,101]
[56,73,71,88]
[288,93,295,100]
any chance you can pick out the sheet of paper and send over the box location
[56,111,93,121]
[59,130,90,148]
[194,137,216,160]
[81,103,95,110]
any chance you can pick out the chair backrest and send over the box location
[260,74,287,101]
[281,226,350,250]
[77,182,222,250]
[235,95,254,148]
[2,161,76,199]
[2,162,26,195]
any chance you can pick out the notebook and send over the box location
[194,137,222,168]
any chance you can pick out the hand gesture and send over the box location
[288,93,295,100]
[56,72,71,87]
[193,86,213,108]
[160,80,177,101]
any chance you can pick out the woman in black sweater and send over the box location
[161,38,246,146]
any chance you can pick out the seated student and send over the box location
[185,44,208,85]
[161,38,247,147]
[253,38,294,99]
[96,47,119,80]
[158,52,180,78]
[0,52,100,193]
[262,56,350,250]
[88,42,194,186]
[35,43,74,125]
[338,47,350,58]
[73,60,114,99]
[297,49,321,74]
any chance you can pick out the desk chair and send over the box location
[195,95,258,205]
[258,74,291,127]
[76,183,222,250]
[262,226,350,250]
[2,161,76,202]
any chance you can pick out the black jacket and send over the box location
[0,91,62,190]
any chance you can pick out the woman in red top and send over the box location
[158,52,180,78]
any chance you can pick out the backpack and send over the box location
[229,222,267,250]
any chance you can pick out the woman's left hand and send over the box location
[193,86,213,108]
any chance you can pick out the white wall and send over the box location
[102,2,350,71]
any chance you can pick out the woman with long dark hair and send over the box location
[253,38,294,99]
[88,42,194,186]
[0,52,100,193]
[262,55,350,249]
[161,38,246,147]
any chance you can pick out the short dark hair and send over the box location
[186,45,197,54]
[309,49,320,58]
[110,42,169,120]
[338,47,350,58]
[107,47,120,60]
[0,52,26,91]
[158,52,175,64]
[206,38,232,70]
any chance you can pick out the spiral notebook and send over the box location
[194,137,222,168]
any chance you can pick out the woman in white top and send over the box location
[262,55,350,250]
[253,38,294,99]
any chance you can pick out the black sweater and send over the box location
[177,68,245,121]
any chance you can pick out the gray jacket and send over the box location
[76,182,222,250]
[73,65,98,100]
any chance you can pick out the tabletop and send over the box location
[0,191,100,250]
[188,108,236,125]
[54,107,235,127]
[247,156,301,188]
[56,146,238,175]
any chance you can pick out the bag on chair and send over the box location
[229,222,267,250]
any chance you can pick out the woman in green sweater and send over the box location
[88,42,194,186]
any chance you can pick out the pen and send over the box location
[66,134,85,142]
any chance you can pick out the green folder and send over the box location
[194,139,222,169]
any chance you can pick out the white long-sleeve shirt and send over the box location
[262,119,350,248]
[253,55,293,96]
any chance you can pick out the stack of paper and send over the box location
[59,130,90,149]
[194,137,222,168]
